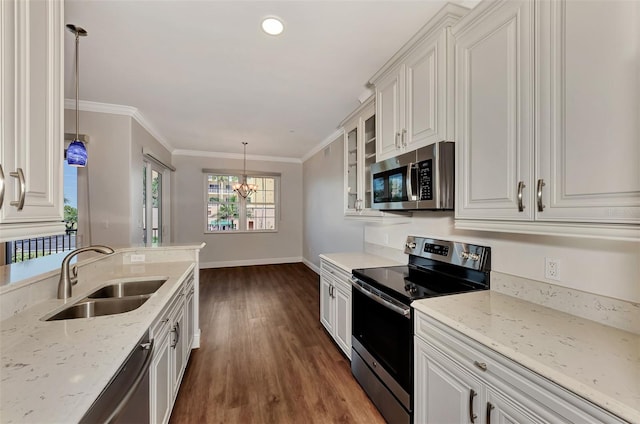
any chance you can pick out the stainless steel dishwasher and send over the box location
[80,330,154,424]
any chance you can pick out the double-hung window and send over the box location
[204,171,279,233]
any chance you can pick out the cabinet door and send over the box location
[333,281,351,358]
[376,65,405,162]
[414,337,484,424]
[0,0,63,227]
[185,290,195,354]
[454,0,534,221]
[536,0,640,224]
[150,332,172,424]
[319,273,334,334]
[405,29,449,150]
[485,387,548,424]
[171,305,186,395]
[344,117,360,213]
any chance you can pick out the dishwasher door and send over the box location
[80,331,154,424]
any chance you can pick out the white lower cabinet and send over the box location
[150,326,172,424]
[319,259,352,359]
[150,271,195,424]
[414,312,625,424]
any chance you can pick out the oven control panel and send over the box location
[404,235,491,272]
[423,243,449,256]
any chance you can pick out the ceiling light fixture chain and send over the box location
[233,142,257,199]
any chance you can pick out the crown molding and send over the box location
[64,99,173,153]
[172,149,302,164]
[301,128,344,163]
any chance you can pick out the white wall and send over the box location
[65,110,132,247]
[65,109,172,248]
[364,214,640,303]
[302,134,365,270]
[172,154,303,267]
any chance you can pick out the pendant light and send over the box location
[66,24,88,167]
[232,142,257,198]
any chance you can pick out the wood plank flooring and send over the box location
[169,263,385,424]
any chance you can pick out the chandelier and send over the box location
[233,142,257,198]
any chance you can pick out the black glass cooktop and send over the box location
[352,263,488,305]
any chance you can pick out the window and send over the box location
[205,172,279,233]
[143,162,165,246]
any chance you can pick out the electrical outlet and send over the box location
[545,258,561,281]
[130,254,146,263]
[384,233,390,245]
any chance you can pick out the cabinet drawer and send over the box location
[321,260,351,284]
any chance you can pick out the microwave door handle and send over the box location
[405,163,414,201]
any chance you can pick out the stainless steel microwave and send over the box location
[371,142,454,210]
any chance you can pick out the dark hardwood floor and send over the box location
[169,263,385,424]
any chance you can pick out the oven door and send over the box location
[351,277,413,407]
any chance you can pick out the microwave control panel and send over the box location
[417,160,433,201]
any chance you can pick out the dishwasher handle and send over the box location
[105,339,155,424]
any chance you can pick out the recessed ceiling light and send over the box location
[262,17,284,36]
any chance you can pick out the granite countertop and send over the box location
[412,290,640,423]
[0,260,195,423]
[319,252,405,272]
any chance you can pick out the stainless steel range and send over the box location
[351,236,491,424]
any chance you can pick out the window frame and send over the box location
[203,170,280,234]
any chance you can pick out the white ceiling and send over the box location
[64,0,476,160]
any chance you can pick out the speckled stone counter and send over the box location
[0,253,199,423]
[319,252,404,272]
[412,291,640,423]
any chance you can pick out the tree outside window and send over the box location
[205,173,278,233]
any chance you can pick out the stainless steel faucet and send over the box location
[58,245,115,299]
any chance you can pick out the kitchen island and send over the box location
[0,244,203,423]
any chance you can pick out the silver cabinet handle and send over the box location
[171,322,181,348]
[0,164,5,209]
[473,361,487,371]
[486,402,495,424]
[469,389,477,423]
[9,168,25,210]
[536,179,545,212]
[402,128,407,147]
[395,132,401,149]
[517,181,526,212]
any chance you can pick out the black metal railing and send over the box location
[5,230,77,264]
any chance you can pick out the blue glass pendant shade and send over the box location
[67,140,87,167]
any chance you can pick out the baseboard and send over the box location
[303,258,320,274]
[192,329,201,349]
[199,256,303,269]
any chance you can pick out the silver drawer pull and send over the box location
[473,361,487,371]
[517,181,525,212]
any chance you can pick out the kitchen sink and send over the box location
[87,279,168,299]
[45,296,151,321]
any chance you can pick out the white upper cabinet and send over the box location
[454,0,640,240]
[454,0,534,221]
[536,0,640,225]
[371,4,468,162]
[341,97,385,217]
[0,0,64,241]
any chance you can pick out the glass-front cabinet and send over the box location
[342,97,380,217]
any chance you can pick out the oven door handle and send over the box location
[351,278,410,319]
